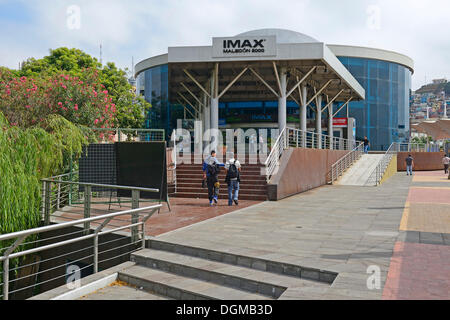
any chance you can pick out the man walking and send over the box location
[405,154,414,176]
[443,154,450,174]
[202,150,224,206]
[225,153,241,206]
[363,136,370,154]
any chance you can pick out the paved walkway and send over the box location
[154,172,449,300]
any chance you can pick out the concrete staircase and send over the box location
[336,154,384,186]
[115,240,334,300]
[170,156,268,201]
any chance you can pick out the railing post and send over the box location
[131,190,140,243]
[44,181,51,226]
[3,258,9,300]
[84,185,91,234]
[141,223,146,249]
[56,181,61,210]
[94,234,98,273]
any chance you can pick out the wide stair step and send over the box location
[116,238,335,300]
[119,265,270,300]
[129,248,330,299]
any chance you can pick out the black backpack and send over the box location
[207,163,219,176]
[228,163,238,179]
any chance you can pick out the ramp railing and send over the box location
[365,143,398,186]
[0,204,162,300]
[328,142,365,184]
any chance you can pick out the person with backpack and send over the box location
[202,150,224,206]
[225,154,241,206]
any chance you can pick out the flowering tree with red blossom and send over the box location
[19,48,151,129]
[0,67,116,129]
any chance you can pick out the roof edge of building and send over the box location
[327,44,414,74]
[135,53,168,78]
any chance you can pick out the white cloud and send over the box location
[0,0,449,89]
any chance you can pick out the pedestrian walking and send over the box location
[202,150,224,206]
[225,154,241,206]
[442,154,450,174]
[405,154,414,176]
[363,136,370,154]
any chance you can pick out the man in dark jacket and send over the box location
[405,154,414,176]
[202,150,224,206]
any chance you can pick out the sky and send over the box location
[0,0,449,90]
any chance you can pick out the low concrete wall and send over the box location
[267,148,349,201]
[397,152,445,171]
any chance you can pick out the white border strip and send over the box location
[51,273,118,300]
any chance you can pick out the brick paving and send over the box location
[382,242,450,300]
[383,170,450,300]
[52,197,261,236]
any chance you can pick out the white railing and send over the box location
[285,127,356,151]
[264,127,358,182]
[329,142,365,184]
[264,127,287,182]
[365,143,398,186]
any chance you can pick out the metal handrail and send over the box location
[264,127,287,182]
[41,179,160,193]
[365,142,398,186]
[1,204,162,300]
[329,142,365,184]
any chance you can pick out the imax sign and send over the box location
[213,36,277,58]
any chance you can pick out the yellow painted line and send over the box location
[407,201,450,206]
[409,186,450,190]
[413,176,450,182]
[399,201,410,231]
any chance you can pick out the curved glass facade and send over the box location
[337,57,412,150]
[137,57,411,150]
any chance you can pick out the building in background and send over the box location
[135,29,414,150]
[411,78,449,121]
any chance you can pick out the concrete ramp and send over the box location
[336,154,384,186]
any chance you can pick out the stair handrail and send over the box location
[328,141,365,184]
[264,127,287,182]
[364,142,398,186]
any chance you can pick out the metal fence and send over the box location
[0,203,162,300]
[89,128,165,143]
[397,143,440,153]
[328,142,365,184]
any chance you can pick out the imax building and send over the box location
[135,29,414,150]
